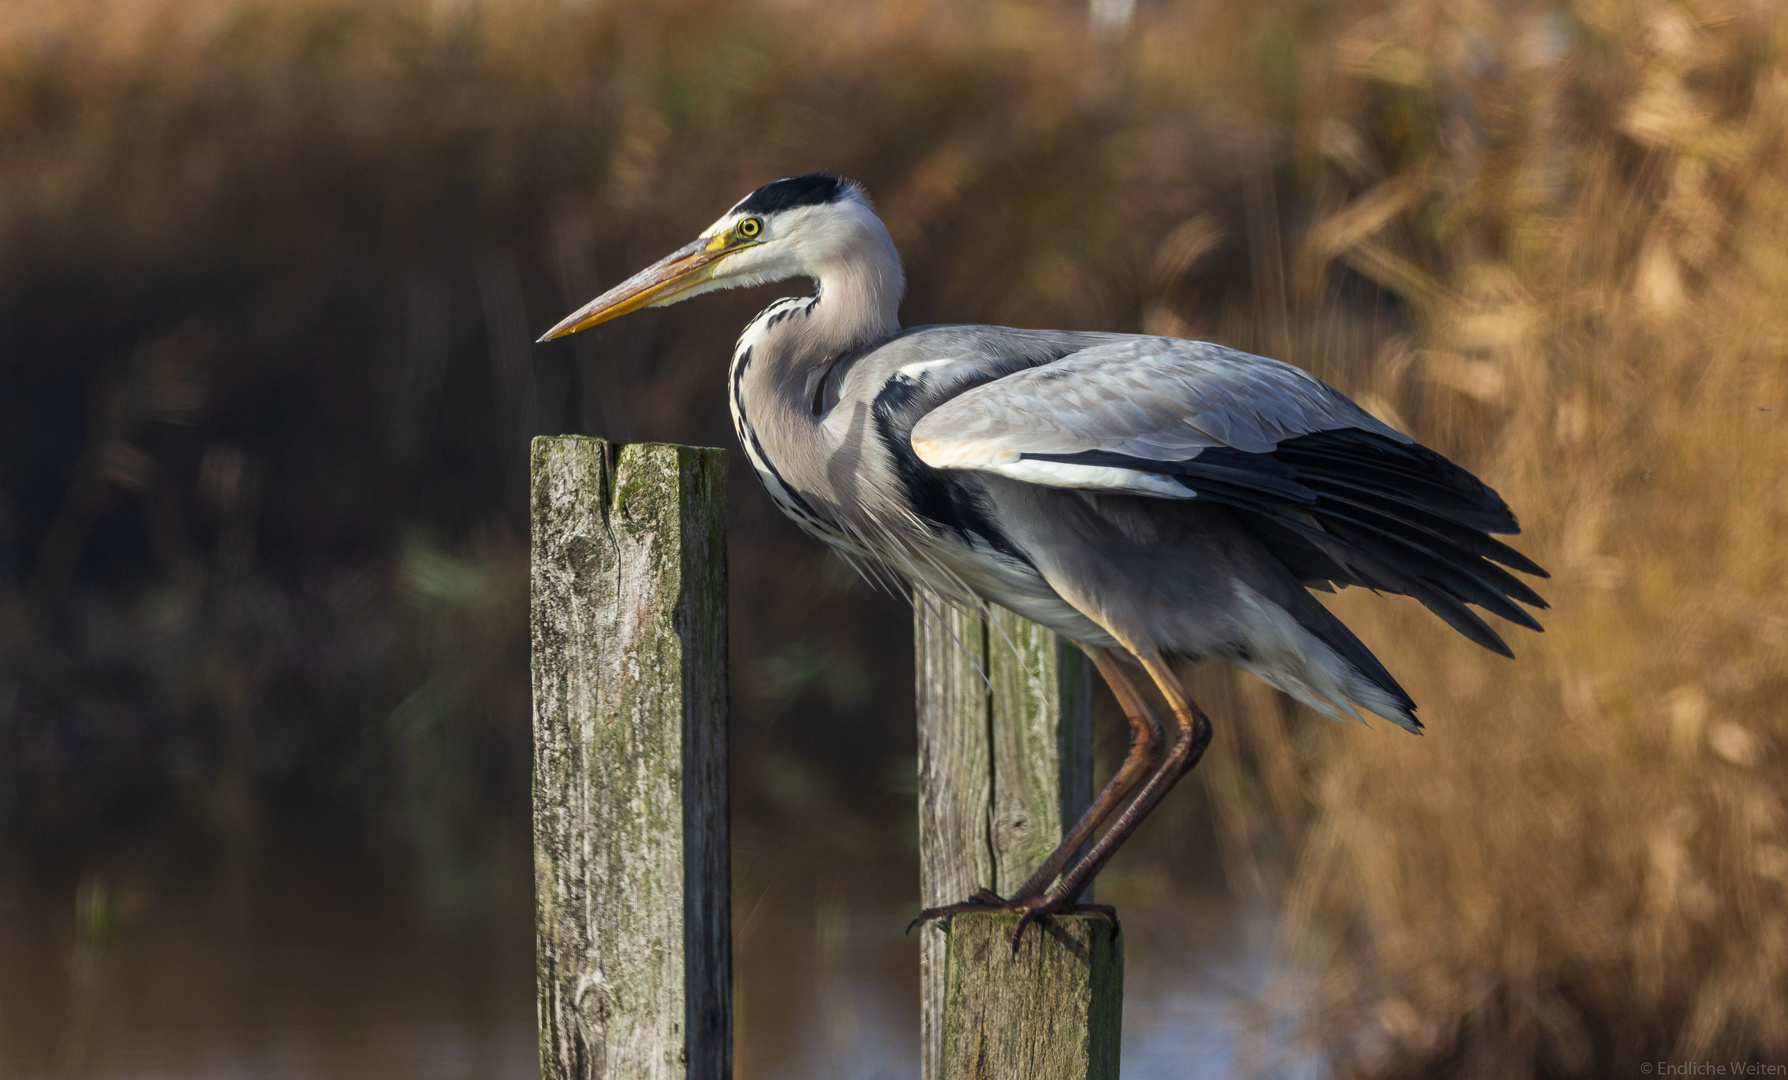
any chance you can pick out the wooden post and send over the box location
[531,436,730,1080]
[943,913,1123,1080]
[916,592,1107,1080]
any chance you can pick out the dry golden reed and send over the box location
[1258,0,1788,1073]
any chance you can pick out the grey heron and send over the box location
[540,173,1547,942]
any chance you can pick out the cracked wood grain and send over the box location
[532,437,730,1080]
[915,592,1098,1080]
[941,914,1122,1080]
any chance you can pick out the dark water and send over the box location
[0,832,1313,1080]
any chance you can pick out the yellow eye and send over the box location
[737,217,762,239]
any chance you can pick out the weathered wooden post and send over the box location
[943,914,1124,1078]
[531,436,730,1080]
[916,594,1123,1079]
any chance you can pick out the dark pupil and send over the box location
[741,220,759,235]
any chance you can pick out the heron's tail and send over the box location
[1182,429,1549,657]
[1226,581,1422,733]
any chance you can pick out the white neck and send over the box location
[724,219,897,511]
[718,204,923,576]
[719,194,905,368]
[781,200,905,363]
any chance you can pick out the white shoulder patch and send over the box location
[896,357,961,380]
[990,459,1196,498]
[911,436,1017,469]
[912,436,1194,498]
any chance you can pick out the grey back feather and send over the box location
[909,337,1407,460]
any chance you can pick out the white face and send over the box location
[679,191,887,300]
[687,208,804,293]
[537,182,898,341]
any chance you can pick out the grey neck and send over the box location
[730,221,905,419]
[772,237,904,370]
[726,235,904,526]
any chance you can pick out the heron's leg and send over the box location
[1003,653,1212,946]
[908,650,1187,936]
[1002,646,1166,902]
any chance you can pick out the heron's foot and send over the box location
[905,888,1007,933]
[1005,897,1120,956]
[907,890,1120,956]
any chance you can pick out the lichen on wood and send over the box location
[531,436,730,1080]
[940,913,1123,1080]
[915,591,1098,1080]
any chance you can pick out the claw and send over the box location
[1009,909,1040,956]
[1006,900,1120,955]
[907,889,1121,955]
[906,887,1012,934]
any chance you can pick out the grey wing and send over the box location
[826,324,1124,421]
[910,336,1405,494]
[907,335,1550,656]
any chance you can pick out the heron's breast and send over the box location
[729,343,860,552]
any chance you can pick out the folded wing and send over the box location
[910,337,1549,655]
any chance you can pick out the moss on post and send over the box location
[531,436,730,1080]
[916,591,1105,1080]
[941,913,1123,1080]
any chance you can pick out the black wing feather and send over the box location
[1023,429,1547,656]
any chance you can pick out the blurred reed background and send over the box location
[0,0,1783,1074]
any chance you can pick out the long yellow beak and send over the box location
[537,238,725,342]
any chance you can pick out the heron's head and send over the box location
[538,173,898,342]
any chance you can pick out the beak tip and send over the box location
[543,238,715,346]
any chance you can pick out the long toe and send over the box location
[1072,902,1121,942]
[909,890,1119,953]
[1007,897,1121,955]
[906,889,1011,933]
